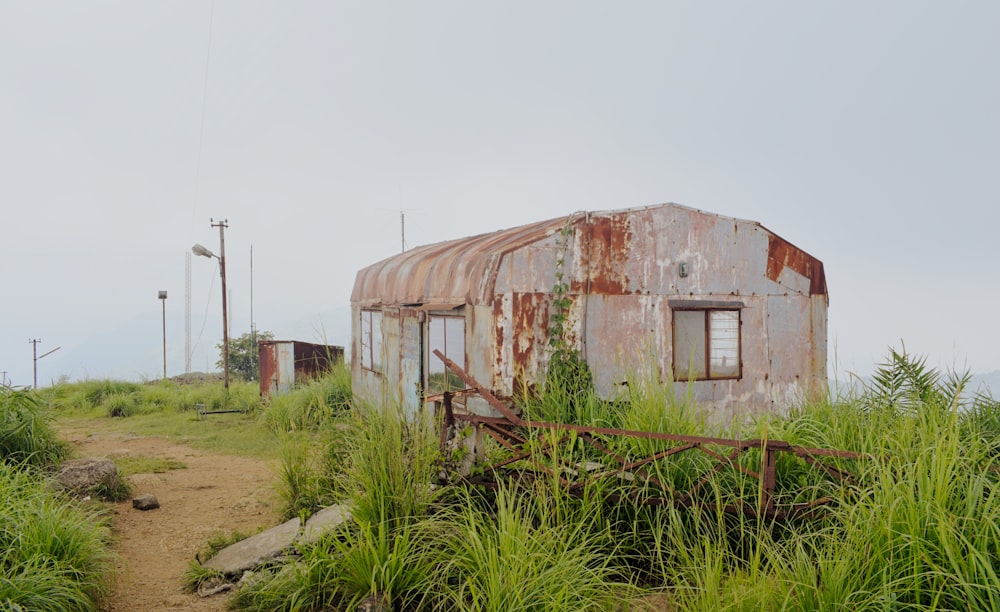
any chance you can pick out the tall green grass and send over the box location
[0,461,114,610]
[235,396,442,610]
[234,348,1000,611]
[47,377,262,417]
[1,385,67,467]
[429,484,627,611]
[259,360,353,433]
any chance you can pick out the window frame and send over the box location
[426,314,466,395]
[671,305,742,381]
[359,308,383,374]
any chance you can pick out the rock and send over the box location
[56,458,119,494]
[203,517,301,576]
[298,504,353,546]
[132,494,160,510]
[357,593,390,612]
[196,576,235,597]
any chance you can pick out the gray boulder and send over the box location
[56,458,118,494]
[298,504,353,546]
[203,517,302,576]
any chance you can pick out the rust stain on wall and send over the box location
[579,214,633,295]
[510,293,549,374]
[766,234,827,297]
[493,296,506,379]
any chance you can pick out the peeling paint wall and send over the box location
[351,203,827,420]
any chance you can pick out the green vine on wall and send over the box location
[547,221,574,352]
[545,217,594,402]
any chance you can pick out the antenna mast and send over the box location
[185,251,192,374]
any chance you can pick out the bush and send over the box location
[0,462,114,609]
[260,362,353,433]
[0,386,67,467]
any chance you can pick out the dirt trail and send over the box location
[58,422,283,611]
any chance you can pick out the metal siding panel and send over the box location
[765,296,811,408]
[382,309,402,405]
[276,342,295,395]
[400,314,422,416]
[258,341,277,399]
[585,295,658,395]
[511,292,550,392]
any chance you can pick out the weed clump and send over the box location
[0,385,67,467]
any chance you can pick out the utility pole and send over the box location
[250,244,257,381]
[29,339,39,389]
[212,218,230,389]
[192,218,230,390]
[185,252,192,374]
[29,339,60,389]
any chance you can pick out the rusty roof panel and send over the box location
[765,232,828,297]
[352,203,826,306]
[352,216,569,307]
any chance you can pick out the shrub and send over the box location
[259,362,353,433]
[0,385,67,467]
[0,462,114,609]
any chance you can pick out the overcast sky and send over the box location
[1,1,997,387]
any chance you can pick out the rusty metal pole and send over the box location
[213,219,230,390]
[761,442,781,518]
[159,291,168,379]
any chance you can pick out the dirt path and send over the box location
[58,422,283,611]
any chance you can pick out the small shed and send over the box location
[350,203,828,420]
[258,340,344,399]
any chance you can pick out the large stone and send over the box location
[56,458,119,494]
[203,517,301,576]
[298,504,353,546]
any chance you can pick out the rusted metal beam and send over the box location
[433,350,523,424]
[435,354,867,520]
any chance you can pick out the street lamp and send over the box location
[158,291,168,380]
[192,218,230,389]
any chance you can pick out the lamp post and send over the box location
[159,291,168,379]
[192,218,230,389]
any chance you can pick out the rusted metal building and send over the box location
[350,203,827,420]
[258,340,344,399]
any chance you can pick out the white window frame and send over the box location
[360,309,383,373]
[427,314,466,395]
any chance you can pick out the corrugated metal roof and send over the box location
[350,203,826,306]
[351,215,571,307]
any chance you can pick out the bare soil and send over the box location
[58,422,283,612]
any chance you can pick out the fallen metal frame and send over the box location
[432,350,864,520]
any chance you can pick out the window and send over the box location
[428,315,465,395]
[672,308,741,380]
[360,309,383,372]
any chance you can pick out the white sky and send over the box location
[1,1,998,386]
